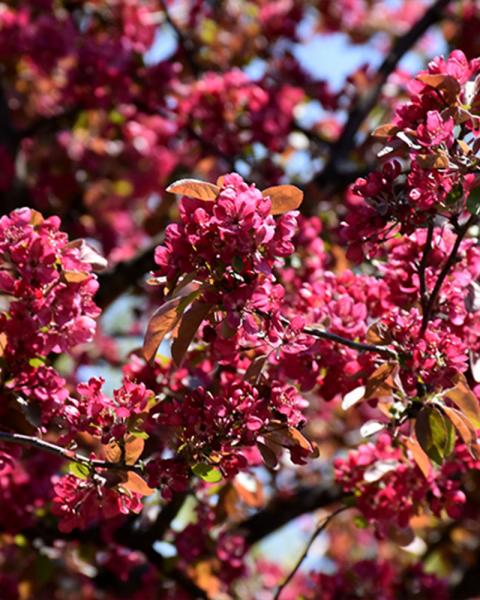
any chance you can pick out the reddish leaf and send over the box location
[121,472,154,496]
[372,123,399,139]
[364,362,398,399]
[262,185,303,215]
[0,332,8,358]
[66,239,108,271]
[215,484,241,522]
[440,405,477,450]
[365,322,392,345]
[257,441,279,469]
[416,73,461,102]
[458,139,472,155]
[171,301,212,366]
[124,436,145,465]
[445,375,480,428]
[63,270,90,283]
[166,178,220,201]
[266,426,313,452]
[29,209,44,227]
[142,298,181,363]
[103,440,122,463]
[416,152,449,170]
[244,355,268,383]
[405,436,431,478]
[386,523,415,547]
[233,477,264,508]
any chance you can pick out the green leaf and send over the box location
[446,183,463,206]
[232,256,244,273]
[415,406,455,465]
[192,463,223,483]
[28,357,46,368]
[467,187,480,215]
[109,110,125,125]
[354,515,368,529]
[130,430,149,440]
[68,462,90,480]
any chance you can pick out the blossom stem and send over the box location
[418,220,434,315]
[273,505,349,600]
[158,0,199,76]
[318,0,452,182]
[0,430,140,472]
[302,323,397,357]
[274,313,397,358]
[421,214,476,333]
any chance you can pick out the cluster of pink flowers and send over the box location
[343,50,480,260]
[312,561,448,600]
[154,172,298,342]
[178,70,303,155]
[51,473,143,533]
[152,371,307,480]
[72,377,153,441]
[253,558,448,599]
[335,433,470,537]
[0,208,101,422]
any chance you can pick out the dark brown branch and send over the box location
[274,313,397,358]
[158,0,200,76]
[95,235,163,309]
[449,544,480,600]
[0,430,140,472]
[237,484,343,546]
[273,506,348,600]
[317,0,452,185]
[418,220,434,315]
[421,214,476,333]
[303,323,397,358]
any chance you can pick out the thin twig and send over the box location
[237,485,343,546]
[273,313,397,358]
[158,0,200,76]
[273,506,349,600]
[0,431,140,472]
[418,220,434,315]
[421,214,476,333]
[317,0,453,184]
[95,234,164,308]
[303,323,397,358]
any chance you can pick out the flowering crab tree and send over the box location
[3,0,480,599]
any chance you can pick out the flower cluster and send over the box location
[335,433,470,537]
[72,377,153,441]
[0,208,102,423]
[51,473,143,533]
[153,172,298,345]
[344,50,480,259]
[152,371,308,480]
[178,70,303,155]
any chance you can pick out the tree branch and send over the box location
[0,430,140,472]
[237,484,343,546]
[418,220,434,316]
[274,314,397,358]
[316,0,452,186]
[303,323,397,358]
[95,234,163,309]
[158,0,200,76]
[421,214,476,333]
[273,505,349,600]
